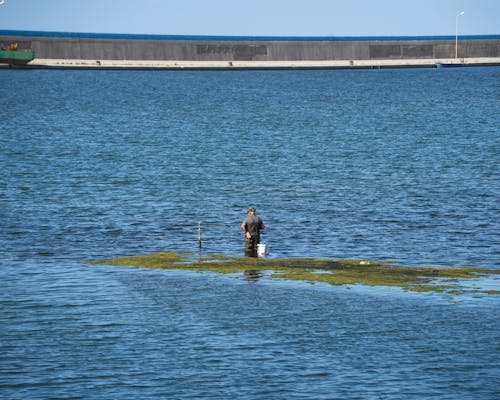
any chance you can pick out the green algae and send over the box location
[90,252,499,295]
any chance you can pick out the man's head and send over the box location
[247,207,256,215]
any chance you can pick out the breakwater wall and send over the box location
[1,34,499,69]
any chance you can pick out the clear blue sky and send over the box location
[1,0,498,37]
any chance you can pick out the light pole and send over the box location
[455,11,465,59]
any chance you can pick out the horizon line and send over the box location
[2,29,500,42]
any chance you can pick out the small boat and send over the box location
[0,43,34,65]
[435,62,464,68]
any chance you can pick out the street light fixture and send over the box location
[455,11,465,59]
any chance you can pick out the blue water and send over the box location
[1,67,499,399]
[2,29,500,42]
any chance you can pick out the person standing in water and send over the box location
[241,207,265,257]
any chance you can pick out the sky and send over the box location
[0,0,498,37]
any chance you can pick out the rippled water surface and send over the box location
[1,67,499,399]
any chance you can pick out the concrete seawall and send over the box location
[1,34,499,69]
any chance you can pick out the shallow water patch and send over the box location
[90,252,499,295]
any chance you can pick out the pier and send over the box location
[1,32,499,69]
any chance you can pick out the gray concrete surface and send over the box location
[1,35,499,68]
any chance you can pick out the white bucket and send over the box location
[257,243,268,257]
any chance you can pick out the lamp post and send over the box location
[455,11,465,59]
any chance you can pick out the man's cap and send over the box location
[247,207,256,213]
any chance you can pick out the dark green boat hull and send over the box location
[0,50,34,64]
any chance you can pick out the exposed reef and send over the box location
[90,252,499,295]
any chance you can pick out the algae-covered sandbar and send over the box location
[90,252,499,295]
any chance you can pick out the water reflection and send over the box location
[243,270,263,282]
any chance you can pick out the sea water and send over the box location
[1,67,499,399]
